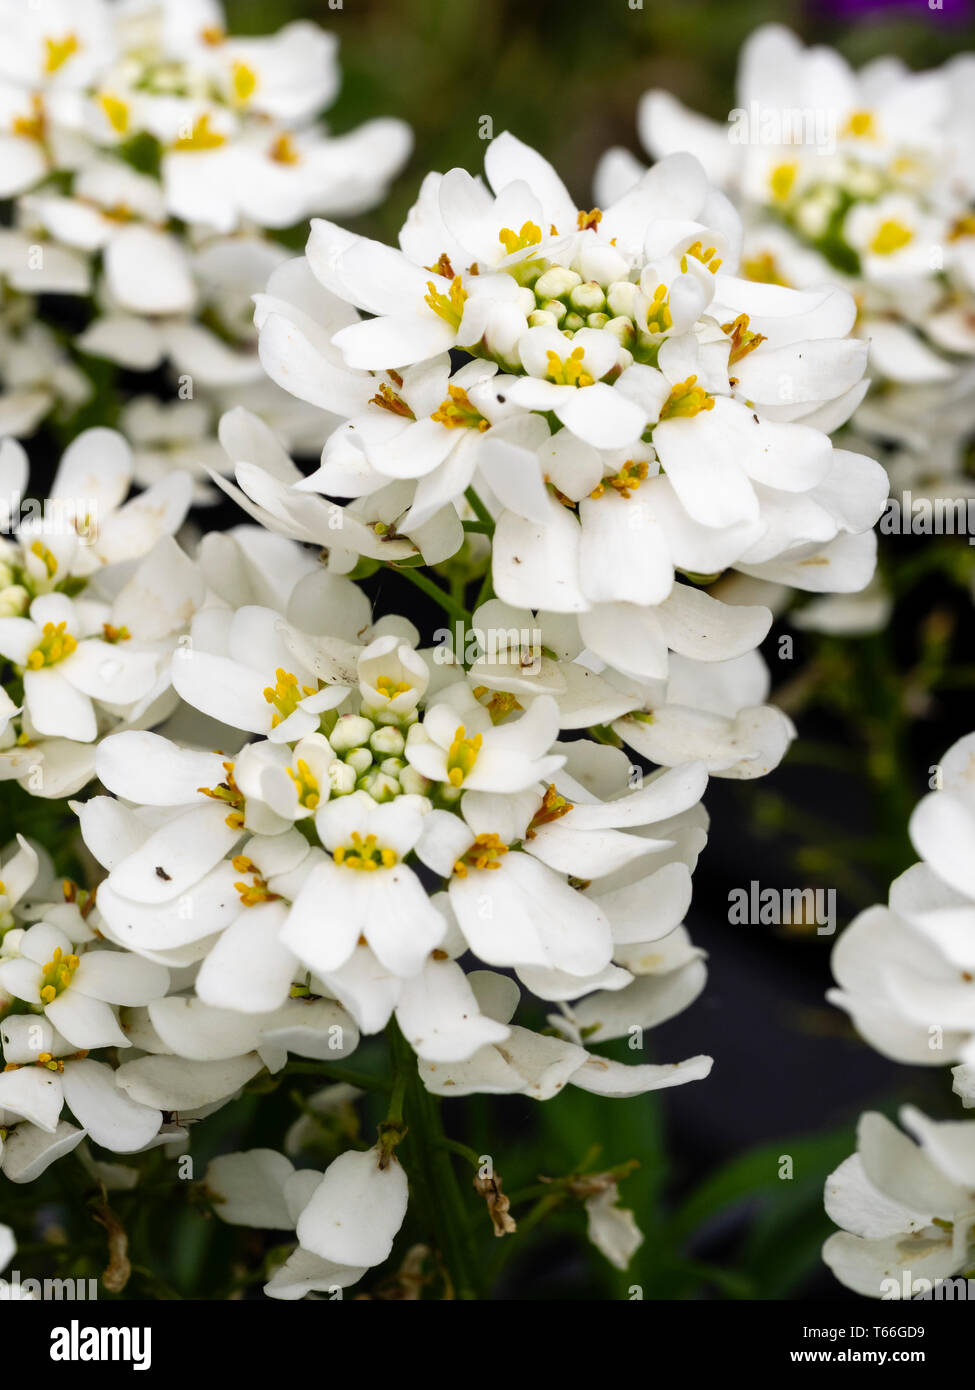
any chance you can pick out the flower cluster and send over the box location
[0,0,410,480]
[631,23,975,500]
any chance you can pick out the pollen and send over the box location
[545,345,594,388]
[375,675,413,699]
[29,539,58,578]
[171,113,227,152]
[333,832,397,871]
[425,275,467,329]
[39,946,80,1004]
[102,623,130,644]
[659,375,715,421]
[498,221,542,255]
[431,384,489,431]
[869,219,913,256]
[26,621,77,670]
[446,725,483,786]
[453,832,509,877]
[287,759,321,810]
[12,95,45,141]
[233,858,279,906]
[263,668,317,728]
[43,33,79,74]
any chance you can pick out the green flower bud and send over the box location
[370,725,405,757]
[344,747,373,776]
[327,761,357,795]
[359,769,400,802]
[569,281,605,313]
[399,766,430,796]
[534,266,582,300]
[330,714,376,751]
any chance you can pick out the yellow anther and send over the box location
[29,539,58,578]
[426,252,456,279]
[287,759,320,810]
[44,33,79,74]
[722,312,767,366]
[231,61,257,103]
[659,374,715,421]
[201,25,225,44]
[452,832,509,877]
[102,623,130,644]
[369,382,415,418]
[39,946,80,1003]
[171,113,226,152]
[741,250,790,287]
[869,219,913,256]
[498,221,542,255]
[842,109,877,140]
[269,132,300,164]
[98,93,129,135]
[645,282,673,335]
[949,214,975,242]
[12,94,45,141]
[769,162,798,202]
[590,459,648,500]
[26,621,77,670]
[446,724,482,787]
[425,275,467,329]
[375,675,412,699]
[545,345,594,388]
[525,784,573,838]
[680,241,722,274]
[234,869,279,906]
[262,668,317,728]
[431,384,489,431]
[333,832,397,871]
[197,760,245,828]
[472,687,523,723]
[577,208,603,231]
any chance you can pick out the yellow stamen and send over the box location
[452,832,509,877]
[262,668,316,728]
[869,219,913,256]
[545,345,594,388]
[26,621,77,670]
[722,312,767,366]
[39,946,80,1003]
[102,623,130,644]
[425,275,467,329]
[577,208,602,231]
[659,374,715,421]
[590,459,648,500]
[171,113,226,152]
[98,93,129,135]
[680,240,722,274]
[12,95,45,141]
[269,132,300,164]
[446,725,482,787]
[431,384,489,431]
[370,382,415,418]
[842,109,877,140]
[44,33,79,74]
[645,283,673,335]
[287,759,320,811]
[29,539,58,578]
[197,760,245,829]
[741,251,790,287]
[769,162,798,202]
[498,221,541,256]
[426,252,456,279]
[375,675,412,699]
[333,832,397,871]
[232,61,258,104]
[525,784,572,838]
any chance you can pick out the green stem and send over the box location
[464,487,495,533]
[387,1020,484,1299]
[391,564,470,624]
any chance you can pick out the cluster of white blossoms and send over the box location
[0,0,410,477]
[629,24,975,510]
[824,729,975,1296]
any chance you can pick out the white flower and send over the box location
[823,1107,975,1297]
[296,1144,409,1269]
[584,1182,644,1270]
[404,688,563,793]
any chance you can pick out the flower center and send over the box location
[44,33,79,74]
[102,623,130,644]
[425,276,467,328]
[333,832,398,871]
[723,313,767,365]
[12,95,45,141]
[26,621,77,669]
[263,668,317,728]
[545,346,594,387]
[453,833,509,877]
[498,221,542,256]
[232,856,279,905]
[446,724,482,786]
[869,219,913,256]
[231,61,258,104]
[769,162,798,202]
[99,92,129,134]
[525,784,573,837]
[287,759,321,810]
[842,109,877,140]
[375,675,413,699]
[171,113,226,152]
[39,947,80,1004]
[590,460,648,500]
[370,381,415,418]
[577,208,602,231]
[471,687,522,723]
[431,385,489,431]
[270,133,300,165]
[680,240,722,274]
[198,761,245,830]
[659,375,715,420]
[645,284,673,335]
